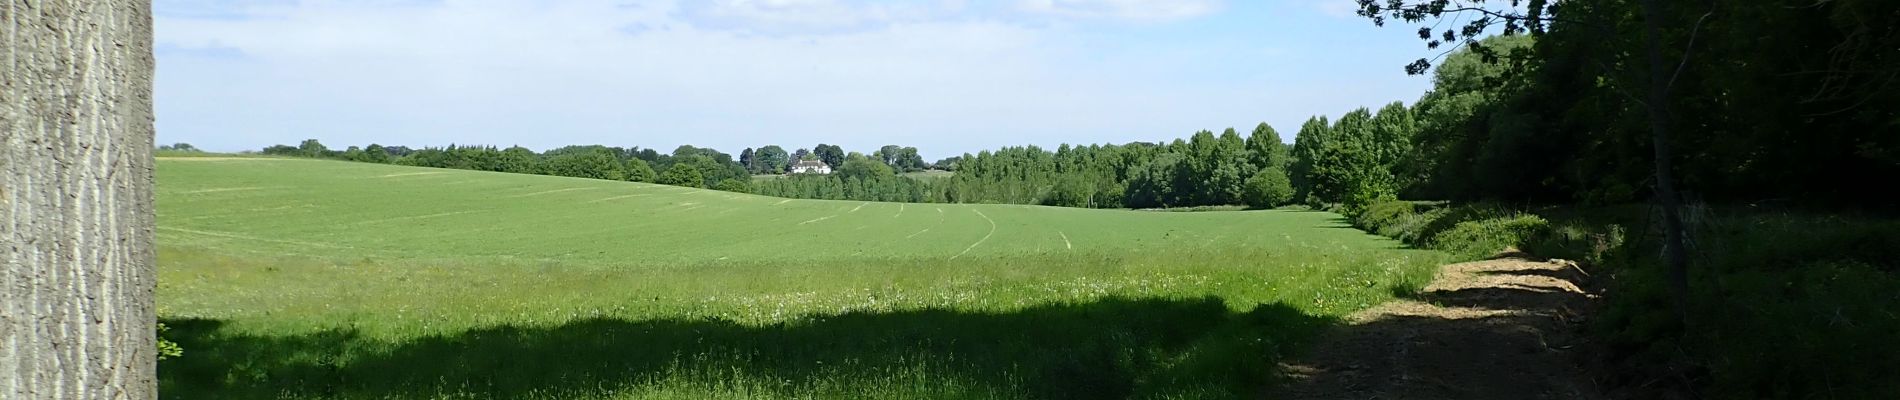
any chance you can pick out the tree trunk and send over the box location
[1639,0,1692,323]
[2,0,158,398]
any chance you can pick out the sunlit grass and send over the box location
[156,158,1446,399]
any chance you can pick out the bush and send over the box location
[1351,200,1414,230]
[1241,167,1295,209]
[657,163,705,188]
[1429,214,1549,259]
[712,178,750,193]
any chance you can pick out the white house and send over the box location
[788,160,832,175]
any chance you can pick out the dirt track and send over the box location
[1274,253,1602,399]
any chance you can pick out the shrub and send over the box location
[1242,167,1295,209]
[1351,200,1414,231]
[657,163,705,188]
[712,178,750,193]
[1429,214,1549,259]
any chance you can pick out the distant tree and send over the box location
[544,151,626,181]
[897,147,926,172]
[739,148,756,173]
[755,145,790,174]
[835,153,895,180]
[1287,116,1331,204]
[363,144,391,163]
[158,142,200,152]
[498,146,541,174]
[934,156,962,171]
[813,144,845,168]
[877,145,903,167]
[297,139,329,158]
[792,147,813,161]
[1245,122,1288,170]
[626,158,656,183]
[1210,128,1252,205]
[261,144,299,156]
[713,178,750,193]
[657,163,705,188]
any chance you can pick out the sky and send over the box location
[154,0,1440,160]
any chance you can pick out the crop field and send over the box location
[156,157,1447,399]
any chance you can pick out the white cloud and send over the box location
[152,0,1432,156]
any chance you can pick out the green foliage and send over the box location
[1287,116,1330,205]
[712,178,750,193]
[543,151,627,181]
[1241,167,1293,209]
[625,158,656,183]
[656,163,705,188]
[754,145,790,174]
[813,144,845,169]
[1245,122,1289,170]
[157,322,183,361]
[835,154,895,180]
[157,142,201,152]
[1430,214,1548,260]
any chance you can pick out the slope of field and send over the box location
[158,158,1376,265]
[156,157,1448,399]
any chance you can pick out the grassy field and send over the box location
[156,157,1447,399]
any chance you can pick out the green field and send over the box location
[156,157,1446,399]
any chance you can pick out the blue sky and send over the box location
[154,0,1439,159]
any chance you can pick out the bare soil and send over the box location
[1273,252,1603,399]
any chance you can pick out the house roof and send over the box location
[793,160,828,167]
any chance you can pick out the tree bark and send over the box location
[1639,0,1692,323]
[2,0,158,399]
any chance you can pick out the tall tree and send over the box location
[738,147,756,173]
[298,138,329,158]
[1356,0,1703,319]
[1288,116,1332,204]
[1245,122,1289,170]
[755,145,790,174]
[2,0,158,397]
[877,145,903,167]
[813,144,845,169]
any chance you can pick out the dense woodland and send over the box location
[228,0,1900,397]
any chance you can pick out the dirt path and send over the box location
[1274,253,1601,399]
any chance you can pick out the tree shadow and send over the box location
[1277,258,1602,399]
[161,297,1337,399]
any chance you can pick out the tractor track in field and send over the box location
[347,210,486,226]
[1273,253,1603,399]
[376,171,447,178]
[159,226,351,249]
[949,209,997,260]
[586,194,651,203]
[507,187,597,198]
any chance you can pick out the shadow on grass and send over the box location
[1277,256,1602,399]
[161,297,1336,399]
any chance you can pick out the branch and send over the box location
[1664,10,1716,94]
